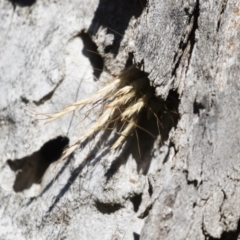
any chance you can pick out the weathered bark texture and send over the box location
[0,0,240,239]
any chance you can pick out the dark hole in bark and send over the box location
[104,45,113,54]
[148,179,153,196]
[21,96,29,104]
[193,101,205,116]
[79,31,104,81]
[7,136,69,192]
[9,0,36,7]
[130,193,142,212]
[189,179,198,187]
[95,201,122,214]
[125,52,135,68]
[133,232,140,240]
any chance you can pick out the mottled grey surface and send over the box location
[0,0,240,239]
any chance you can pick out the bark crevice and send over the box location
[217,0,228,33]
[172,0,199,77]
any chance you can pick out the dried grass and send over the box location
[46,66,162,159]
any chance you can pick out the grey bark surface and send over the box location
[0,0,240,239]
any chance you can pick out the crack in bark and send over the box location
[33,77,64,106]
[201,216,210,240]
[138,203,152,219]
[172,0,199,77]
[219,189,227,223]
[217,0,228,33]
[183,169,199,188]
[95,201,123,214]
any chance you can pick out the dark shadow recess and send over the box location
[7,136,69,192]
[79,31,104,80]
[88,0,147,56]
[133,232,140,240]
[95,201,123,214]
[105,87,180,180]
[130,193,142,212]
[208,217,240,240]
[193,100,205,116]
[9,0,36,7]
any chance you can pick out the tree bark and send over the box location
[0,0,240,239]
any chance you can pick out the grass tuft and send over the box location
[46,66,165,160]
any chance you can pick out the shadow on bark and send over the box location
[9,0,36,7]
[88,0,147,56]
[46,131,113,213]
[79,31,104,81]
[105,89,180,180]
[133,232,140,240]
[208,218,240,240]
[42,66,180,213]
[7,136,69,193]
